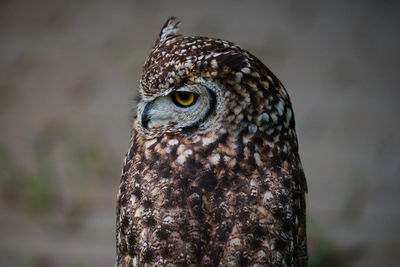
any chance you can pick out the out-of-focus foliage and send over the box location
[1,119,114,217]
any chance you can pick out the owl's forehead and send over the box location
[139,36,252,97]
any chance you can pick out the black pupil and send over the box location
[178,92,191,101]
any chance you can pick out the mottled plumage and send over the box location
[116,17,307,266]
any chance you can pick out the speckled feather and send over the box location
[116,17,307,266]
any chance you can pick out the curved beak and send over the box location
[141,102,152,129]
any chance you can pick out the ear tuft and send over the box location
[159,17,181,42]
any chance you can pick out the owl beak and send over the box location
[140,100,174,129]
[141,103,152,129]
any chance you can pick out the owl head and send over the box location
[136,17,295,144]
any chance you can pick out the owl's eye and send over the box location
[171,91,197,107]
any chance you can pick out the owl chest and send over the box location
[118,142,300,265]
[125,157,283,231]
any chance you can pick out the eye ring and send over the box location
[171,91,197,107]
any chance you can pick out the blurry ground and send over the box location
[0,0,399,266]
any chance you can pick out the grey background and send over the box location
[0,0,399,266]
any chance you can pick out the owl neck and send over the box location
[133,124,298,174]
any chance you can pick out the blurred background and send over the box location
[0,0,399,266]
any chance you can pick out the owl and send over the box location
[116,17,307,266]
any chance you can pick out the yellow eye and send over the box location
[172,91,197,107]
